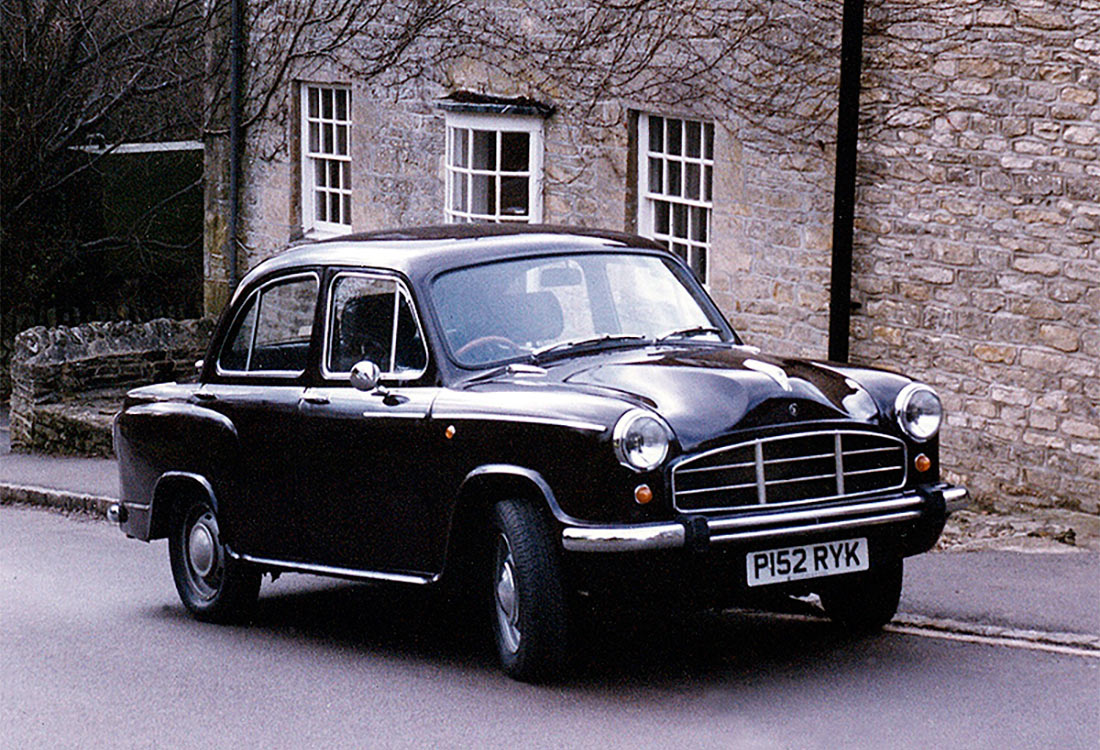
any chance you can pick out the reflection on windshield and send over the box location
[432,253,732,367]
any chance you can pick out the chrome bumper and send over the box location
[561,485,968,553]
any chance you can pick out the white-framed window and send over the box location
[301,84,352,234]
[444,112,543,223]
[638,114,714,283]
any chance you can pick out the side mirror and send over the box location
[349,360,382,392]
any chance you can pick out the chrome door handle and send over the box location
[194,392,218,401]
[301,394,330,405]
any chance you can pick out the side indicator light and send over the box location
[634,484,653,505]
[915,453,931,473]
[444,425,456,440]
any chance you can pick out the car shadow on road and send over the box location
[148,573,893,687]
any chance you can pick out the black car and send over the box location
[111,224,967,681]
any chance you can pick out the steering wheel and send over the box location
[455,335,522,361]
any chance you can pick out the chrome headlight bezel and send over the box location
[613,409,672,472]
[894,383,943,442]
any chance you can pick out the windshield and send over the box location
[432,252,736,367]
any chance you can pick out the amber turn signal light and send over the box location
[915,453,931,473]
[634,484,653,504]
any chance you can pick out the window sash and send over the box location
[302,84,352,234]
[444,112,543,224]
[638,114,714,284]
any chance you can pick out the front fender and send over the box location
[114,402,239,540]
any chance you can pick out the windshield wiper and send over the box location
[656,326,723,343]
[530,333,648,363]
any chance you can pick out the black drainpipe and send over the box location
[225,0,243,292]
[827,0,866,363]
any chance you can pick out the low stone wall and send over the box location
[10,318,214,456]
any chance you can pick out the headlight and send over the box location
[895,384,943,441]
[613,409,671,472]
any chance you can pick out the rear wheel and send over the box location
[490,500,569,682]
[168,497,260,623]
[819,557,903,632]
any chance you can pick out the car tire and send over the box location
[489,499,570,682]
[168,497,260,623]
[819,557,903,632]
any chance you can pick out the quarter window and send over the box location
[638,114,714,283]
[325,273,427,379]
[445,112,543,223]
[218,275,319,374]
[301,84,352,233]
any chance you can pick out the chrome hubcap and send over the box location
[494,536,521,654]
[188,521,216,577]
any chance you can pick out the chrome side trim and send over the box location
[433,412,606,433]
[228,549,438,586]
[709,510,922,545]
[943,486,970,514]
[562,523,686,552]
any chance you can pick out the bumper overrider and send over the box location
[561,484,968,553]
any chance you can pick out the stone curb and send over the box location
[893,612,1100,652]
[0,482,115,517]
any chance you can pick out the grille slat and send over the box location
[672,430,907,513]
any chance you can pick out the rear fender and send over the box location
[114,402,239,540]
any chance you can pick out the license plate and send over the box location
[746,537,869,587]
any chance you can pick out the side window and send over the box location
[218,275,319,375]
[326,273,427,378]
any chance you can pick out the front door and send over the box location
[296,270,445,575]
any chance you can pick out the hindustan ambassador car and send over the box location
[111,225,968,681]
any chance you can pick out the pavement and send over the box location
[2,406,1098,648]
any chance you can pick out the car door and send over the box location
[200,271,320,560]
[296,270,445,575]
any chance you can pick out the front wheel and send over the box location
[168,497,260,623]
[819,557,903,632]
[490,500,570,682]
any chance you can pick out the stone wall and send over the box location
[10,318,214,455]
[853,0,1100,513]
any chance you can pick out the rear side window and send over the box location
[218,274,319,375]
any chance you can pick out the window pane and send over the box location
[308,87,319,118]
[668,161,682,197]
[686,162,700,200]
[343,194,351,225]
[501,131,529,172]
[342,161,351,190]
[655,201,669,234]
[704,122,714,160]
[672,203,688,239]
[323,123,333,153]
[648,157,662,194]
[394,292,427,374]
[691,206,707,242]
[328,276,395,373]
[670,242,687,264]
[322,88,333,119]
[309,122,319,153]
[329,161,340,190]
[471,173,496,216]
[667,119,682,156]
[648,116,663,152]
[500,175,529,217]
[335,89,348,120]
[336,124,348,156]
[252,277,318,372]
[315,160,326,188]
[472,130,496,170]
[452,128,468,169]
[686,120,701,158]
[451,172,467,211]
[219,295,257,371]
[692,248,707,283]
[316,192,326,222]
[704,165,713,201]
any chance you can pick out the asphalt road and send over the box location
[2,505,1097,750]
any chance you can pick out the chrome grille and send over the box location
[672,430,907,512]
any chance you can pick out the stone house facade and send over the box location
[204,0,1099,515]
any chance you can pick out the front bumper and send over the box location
[561,483,968,553]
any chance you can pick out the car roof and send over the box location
[233,224,669,299]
